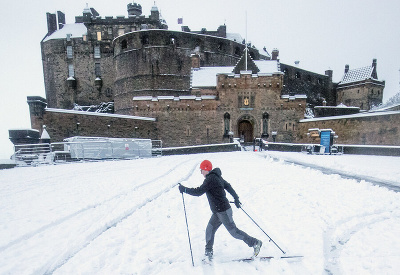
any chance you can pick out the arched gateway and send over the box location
[238,115,255,143]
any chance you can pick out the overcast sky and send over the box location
[0,0,399,158]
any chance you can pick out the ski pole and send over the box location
[231,202,286,254]
[181,193,195,266]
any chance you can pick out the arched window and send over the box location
[169,36,176,45]
[224,113,230,135]
[295,72,301,79]
[262,112,269,137]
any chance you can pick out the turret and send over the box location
[127,2,142,16]
[150,4,159,20]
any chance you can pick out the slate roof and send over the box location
[339,66,375,85]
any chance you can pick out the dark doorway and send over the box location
[238,120,253,142]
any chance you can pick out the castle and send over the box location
[26,2,399,148]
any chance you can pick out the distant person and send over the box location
[179,160,262,261]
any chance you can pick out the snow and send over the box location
[43,23,87,42]
[1,151,400,274]
[191,60,281,88]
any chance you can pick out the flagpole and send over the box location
[245,10,248,71]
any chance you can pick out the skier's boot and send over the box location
[253,240,262,257]
[204,248,213,262]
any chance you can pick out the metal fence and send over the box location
[13,138,163,166]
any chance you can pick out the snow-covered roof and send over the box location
[43,23,87,42]
[132,95,217,101]
[226,33,243,43]
[300,109,400,122]
[191,60,281,88]
[46,108,156,121]
[191,67,234,87]
[339,66,375,85]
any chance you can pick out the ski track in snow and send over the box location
[44,160,199,274]
[323,209,400,274]
[0,157,200,274]
[0,159,190,252]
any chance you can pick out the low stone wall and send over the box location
[161,142,240,156]
[297,111,400,146]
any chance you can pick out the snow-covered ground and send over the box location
[1,151,400,274]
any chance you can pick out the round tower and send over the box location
[127,2,142,16]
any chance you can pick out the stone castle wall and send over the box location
[297,111,400,145]
[29,108,158,143]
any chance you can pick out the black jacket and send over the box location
[184,168,239,213]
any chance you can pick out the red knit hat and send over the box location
[200,160,212,171]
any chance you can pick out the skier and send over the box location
[179,160,262,261]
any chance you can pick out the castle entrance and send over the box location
[238,120,253,142]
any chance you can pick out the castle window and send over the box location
[121,40,127,49]
[295,72,301,79]
[141,35,149,45]
[235,47,241,56]
[186,126,191,137]
[118,28,124,36]
[94,46,101,58]
[67,46,73,59]
[83,35,87,42]
[97,31,102,41]
[68,64,74,77]
[262,113,269,136]
[218,42,224,51]
[105,88,112,97]
[108,27,113,35]
[95,63,101,77]
[224,113,230,135]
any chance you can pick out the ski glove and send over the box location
[178,183,186,193]
[234,198,242,208]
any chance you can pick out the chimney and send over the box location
[325,70,333,79]
[372,59,378,79]
[57,11,65,30]
[217,25,227,38]
[271,48,279,60]
[345,64,349,73]
[46,12,57,35]
[191,54,200,69]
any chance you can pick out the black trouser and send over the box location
[205,207,257,252]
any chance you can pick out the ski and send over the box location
[233,255,303,262]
